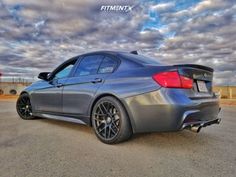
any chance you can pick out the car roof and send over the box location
[78,50,162,66]
[79,50,130,56]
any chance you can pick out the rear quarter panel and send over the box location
[93,65,164,131]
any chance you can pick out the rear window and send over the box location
[74,55,103,76]
[119,53,162,65]
[98,57,118,74]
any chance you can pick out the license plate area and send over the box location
[197,80,208,92]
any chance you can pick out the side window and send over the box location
[54,61,76,79]
[74,55,103,76]
[98,57,118,74]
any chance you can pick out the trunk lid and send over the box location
[174,64,214,98]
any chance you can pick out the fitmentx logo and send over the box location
[100,5,134,12]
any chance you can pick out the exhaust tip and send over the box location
[190,126,202,133]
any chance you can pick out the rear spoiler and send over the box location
[174,64,214,72]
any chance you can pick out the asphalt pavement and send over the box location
[0,100,235,177]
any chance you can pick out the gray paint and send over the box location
[123,88,219,133]
[21,51,220,133]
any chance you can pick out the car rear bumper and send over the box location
[122,88,221,133]
[181,117,221,133]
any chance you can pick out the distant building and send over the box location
[0,82,31,95]
[0,76,34,95]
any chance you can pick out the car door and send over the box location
[31,59,77,113]
[62,55,119,117]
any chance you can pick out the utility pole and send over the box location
[0,71,2,94]
[0,72,2,83]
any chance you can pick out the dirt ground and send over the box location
[0,95,18,101]
[0,100,235,177]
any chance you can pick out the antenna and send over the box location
[130,51,138,55]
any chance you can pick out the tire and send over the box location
[16,93,35,120]
[92,96,132,144]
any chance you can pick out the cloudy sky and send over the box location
[0,0,235,85]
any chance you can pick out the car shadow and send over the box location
[125,130,218,149]
[37,118,217,149]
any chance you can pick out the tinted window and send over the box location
[119,53,163,65]
[54,61,76,79]
[74,55,103,76]
[98,57,118,74]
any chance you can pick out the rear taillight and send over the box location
[179,75,193,89]
[152,71,193,89]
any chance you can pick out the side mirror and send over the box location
[38,72,50,81]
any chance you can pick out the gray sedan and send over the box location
[16,51,221,144]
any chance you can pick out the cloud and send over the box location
[151,2,175,12]
[0,0,235,85]
[145,0,236,85]
[192,0,231,13]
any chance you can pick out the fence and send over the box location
[0,78,236,99]
[213,86,236,99]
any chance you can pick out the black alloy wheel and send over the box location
[92,96,132,144]
[16,93,34,120]
[93,101,120,140]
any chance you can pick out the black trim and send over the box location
[182,118,221,130]
[70,53,121,78]
[48,57,79,80]
[189,96,216,100]
[174,64,214,72]
[34,110,91,125]
[130,51,138,55]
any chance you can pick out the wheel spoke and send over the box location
[94,113,106,116]
[96,122,105,130]
[22,97,27,104]
[107,103,113,114]
[19,99,25,105]
[112,121,118,129]
[18,103,23,106]
[94,117,102,122]
[110,126,116,135]
[101,103,108,114]
[98,105,105,115]
[114,118,120,126]
[98,126,105,133]
[17,96,33,119]
[108,125,111,138]
[93,100,121,140]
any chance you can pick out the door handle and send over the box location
[56,83,63,88]
[91,78,102,84]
